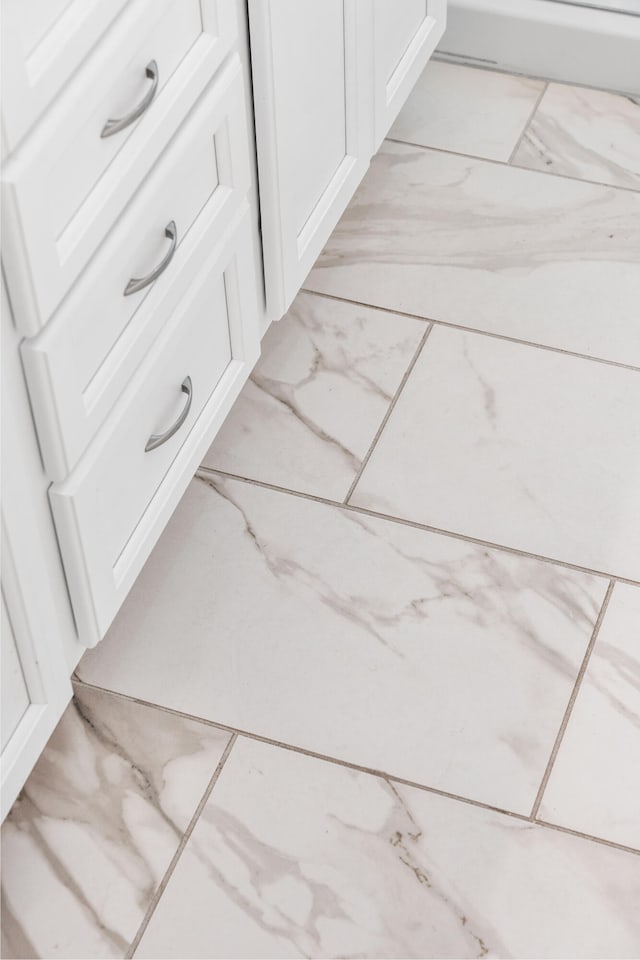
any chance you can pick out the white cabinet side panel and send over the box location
[1,591,30,752]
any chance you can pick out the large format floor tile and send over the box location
[134,738,640,960]
[351,326,640,581]
[512,82,640,190]
[79,475,607,815]
[304,140,640,367]
[1,685,230,960]
[389,60,543,161]
[539,582,640,850]
[202,291,425,500]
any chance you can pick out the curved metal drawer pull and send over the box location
[124,221,177,297]
[145,376,193,452]
[101,60,159,138]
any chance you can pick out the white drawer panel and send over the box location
[48,0,203,244]
[1,0,129,152]
[23,57,251,480]
[49,207,260,648]
[2,0,239,335]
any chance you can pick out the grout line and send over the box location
[507,80,549,164]
[73,677,640,859]
[125,733,238,959]
[529,581,616,820]
[532,818,640,857]
[194,467,640,588]
[382,136,640,195]
[300,290,640,374]
[343,324,433,504]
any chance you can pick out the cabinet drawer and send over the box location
[1,0,129,152]
[49,207,260,648]
[2,0,238,335]
[23,56,250,481]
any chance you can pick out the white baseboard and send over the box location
[437,0,640,95]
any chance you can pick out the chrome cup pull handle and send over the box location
[124,221,177,297]
[145,377,193,452]
[101,60,159,138]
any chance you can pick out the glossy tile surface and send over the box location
[390,60,544,160]
[1,685,230,959]
[202,291,425,499]
[304,141,640,367]
[10,67,640,959]
[539,583,640,850]
[135,738,640,960]
[513,83,640,190]
[351,326,640,580]
[79,475,606,814]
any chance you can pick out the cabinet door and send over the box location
[372,0,447,149]
[249,0,372,321]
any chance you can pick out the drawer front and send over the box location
[49,207,260,647]
[23,56,250,480]
[1,0,129,152]
[47,0,203,246]
[2,0,239,335]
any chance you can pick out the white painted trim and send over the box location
[438,0,640,94]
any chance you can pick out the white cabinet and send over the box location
[22,57,253,480]
[2,0,238,335]
[249,0,372,321]
[373,0,447,148]
[50,206,259,646]
[0,0,129,153]
[250,0,446,321]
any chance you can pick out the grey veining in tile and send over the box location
[513,83,640,190]
[304,140,640,367]
[201,291,425,499]
[135,738,640,959]
[1,684,230,960]
[390,60,544,160]
[539,582,640,850]
[79,475,606,814]
[351,325,640,581]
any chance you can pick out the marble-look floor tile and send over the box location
[351,326,640,581]
[539,582,640,850]
[135,738,640,959]
[512,83,640,190]
[304,140,640,367]
[389,60,544,161]
[1,684,230,960]
[201,291,425,500]
[79,475,606,814]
